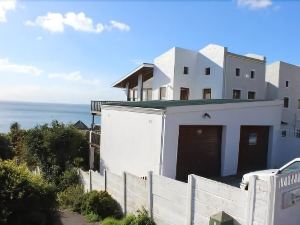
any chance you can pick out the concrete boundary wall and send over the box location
[79,169,293,225]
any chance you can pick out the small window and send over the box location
[203,88,211,99]
[233,89,241,99]
[205,67,211,75]
[298,99,300,109]
[248,91,256,100]
[296,130,300,138]
[180,88,189,100]
[249,133,257,145]
[281,130,287,137]
[236,68,240,77]
[250,70,255,79]
[284,97,289,108]
[159,87,166,100]
[286,81,289,87]
[183,67,189,75]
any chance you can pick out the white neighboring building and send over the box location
[266,61,300,135]
[99,99,282,180]
[113,44,266,102]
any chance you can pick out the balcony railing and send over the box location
[91,101,122,113]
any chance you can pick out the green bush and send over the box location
[0,160,56,225]
[58,168,80,191]
[81,190,122,220]
[57,184,84,212]
[101,209,155,225]
[84,212,102,222]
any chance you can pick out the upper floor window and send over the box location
[203,88,211,99]
[205,67,211,75]
[248,91,256,100]
[236,68,240,77]
[283,97,289,108]
[183,67,189,75]
[159,87,166,100]
[180,88,189,100]
[250,70,255,79]
[233,89,241,99]
[286,81,289,87]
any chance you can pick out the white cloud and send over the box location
[0,58,43,76]
[0,0,16,22]
[108,20,130,32]
[48,71,100,85]
[36,36,43,41]
[237,0,272,9]
[25,12,130,34]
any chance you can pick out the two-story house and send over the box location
[113,44,266,102]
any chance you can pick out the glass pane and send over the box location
[281,162,300,174]
[249,133,257,146]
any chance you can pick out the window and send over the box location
[203,88,211,99]
[298,99,300,109]
[180,88,189,100]
[233,90,241,99]
[248,133,257,145]
[132,89,138,101]
[286,81,289,87]
[248,91,256,100]
[183,67,189,75]
[159,87,166,100]
[250,70,255,79]
[236,68,240,77]
[143,88,152,101]
[280,161,300,174]
[281,130,287,137]
[284,97,289,108]
[296,130,300,138]
[205,67,211,75]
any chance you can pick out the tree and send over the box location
[0,134,13,160]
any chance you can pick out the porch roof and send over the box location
[112,63,154,88]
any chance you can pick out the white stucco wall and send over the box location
[100,106,163,177]
[224,53,266,100]
[161,101,282,178]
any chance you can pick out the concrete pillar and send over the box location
[125,82,130,101]
[221,124,241,176]
[137,74,143,101]
[122,172,127,215]
[89,146,94,170]
[147,171,153,219]
[267,125,280,168]
[186,175,194,225]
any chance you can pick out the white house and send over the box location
[99,99,282,181]
[113,44,266,102]
[266,61,300,135]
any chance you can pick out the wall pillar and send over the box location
[267,125,280,168]
[137,74,143,101]
[125,82,130,101]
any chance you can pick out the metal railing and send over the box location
[91,101,123,112]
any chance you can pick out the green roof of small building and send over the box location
[102,99,267,109]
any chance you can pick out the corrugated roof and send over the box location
[102,99,267,109]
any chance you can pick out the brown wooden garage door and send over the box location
[176,125,222,182]
[238,126,269,173]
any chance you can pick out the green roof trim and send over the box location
[102,99,268,109]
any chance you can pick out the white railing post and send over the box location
[123,172,127,215]
[147,171,153,219]
[247,175,257,225]
[186,175,194,225]
[267,175,276,225]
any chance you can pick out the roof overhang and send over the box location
[112,63,154,88]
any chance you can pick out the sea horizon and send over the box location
[0,100,98,133]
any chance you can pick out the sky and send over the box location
[0,0,299,104]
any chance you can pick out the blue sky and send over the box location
[0,0,299,104]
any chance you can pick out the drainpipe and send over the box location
[159,111,166,175]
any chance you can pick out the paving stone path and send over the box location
[54,210,98,225]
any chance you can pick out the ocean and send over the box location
[0,101,97,133]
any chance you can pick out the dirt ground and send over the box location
[53,210,98,225]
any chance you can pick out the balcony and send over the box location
[91,101,121,114]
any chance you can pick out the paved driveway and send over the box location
[54,210,98,225]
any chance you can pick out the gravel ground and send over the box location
[54,210,98,225]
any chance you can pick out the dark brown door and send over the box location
[176,125,222,182]
[238,126,269,173]
[180,88,189,100]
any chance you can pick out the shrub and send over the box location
[84,212,101,222]
[0,160,56,225]
[101,210,155,225]
[134,209,155,225]
[57,184,84,212]
[101,217,121,225]
[81,190,122,220]
[120,214,136,225]
[58,168,80,191]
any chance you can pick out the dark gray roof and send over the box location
[102,99,267,109]
[74,120,89,130]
